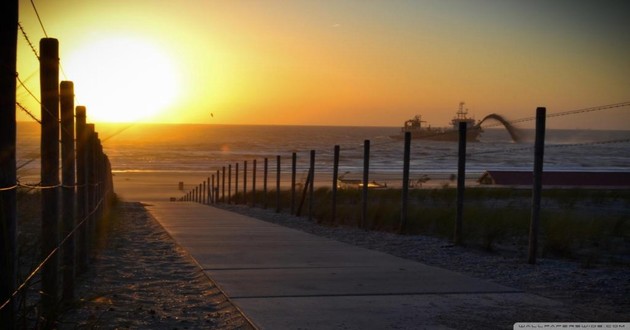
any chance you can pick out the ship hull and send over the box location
[390,126,483,142]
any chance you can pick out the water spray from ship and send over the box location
[476,113,522,143]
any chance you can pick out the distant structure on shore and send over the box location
[479,171,630,188]
[391,102,521,142]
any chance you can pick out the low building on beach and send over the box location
[478,171,630,188]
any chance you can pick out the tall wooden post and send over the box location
[221,166,225,203]
[75,106,88,272]
[528,107,546,264]
[86,124,96,245]
[207,177,211,204]
[60,81,76,300]
[308,150,315,222]
[96,137,104,218]
[291,152,297,214]
[455,122,467,245]
[276,155,281,213]
[243,161,247,205]
[210,175,215,204]
[400,132,411,234]
[252,159,257,207]
[202,181,206,204]
[40,38,60,322]
[332,145,340,225]
[0,0,18,326]
[216,169,220,203]
[235,162,239,204]
[361,140,370,229]
[96,134,104,218]
[263,158,268,209]
[228,164,232,204]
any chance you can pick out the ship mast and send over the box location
[456,101,468,120]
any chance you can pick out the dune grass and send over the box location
[235,187,630,265]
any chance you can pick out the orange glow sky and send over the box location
[16,0,630,129]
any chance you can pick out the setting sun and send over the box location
[64,36,181,123]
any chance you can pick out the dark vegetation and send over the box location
[236,187,630,266]
[14,189,119,328]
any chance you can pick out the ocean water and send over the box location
[16,122,630,184]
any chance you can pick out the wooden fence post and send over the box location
[235,163,239,203]
[400,132,411,234]
[210,175,214,204]
[104,155,113,207]
[361,140,370,229]
[95,137,104,219]
[291,152,296,215]
[204,178,207,203]
[455,122,467,245]
[228,164,232,204]
[528,107,546,264]
[207,177,211,204]
[75,106,88,272]
[276,155,281,213]
[221,166,225,203]
[0,0,18,325]
[98,139,106,216]
[296,151,314,218]
[243,161,247,205]
[308,150,315,222]
[215,170,220,203]
[40,37,60,321]
[86,124,96,245]
[332,145,340,225]
[60,81,76,300]
[263,158,268,209]
[252,159,257,207]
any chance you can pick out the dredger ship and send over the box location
[391,102,483,142]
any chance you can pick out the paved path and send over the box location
[145,202,563,329]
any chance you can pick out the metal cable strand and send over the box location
[15,102,41,124]
[17,22,39,60]
[29,0,48,38]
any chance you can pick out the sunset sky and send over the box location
[15,0,630,129]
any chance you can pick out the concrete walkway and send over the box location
[145,202,562,329]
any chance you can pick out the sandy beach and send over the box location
[58,201,253,329]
